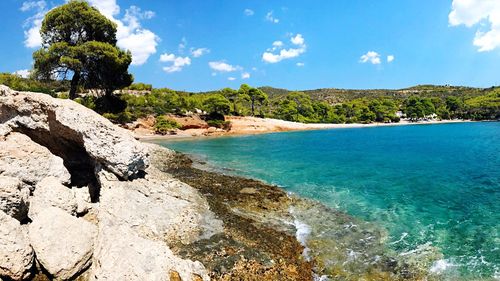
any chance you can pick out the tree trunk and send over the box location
[233,101,238,116]
[69,71,81,100]
[251,99,255,116]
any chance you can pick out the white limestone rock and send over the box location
[90,222,209,281]
[0,132,71,187]
[28,177,77,220]
[0,176,29,221]
[97,166,223,245]
[0,85,148,179]
[28,207,97,280]
[72,185,92,215]
[0,211,34,280]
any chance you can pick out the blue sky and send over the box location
[1,0,499,92]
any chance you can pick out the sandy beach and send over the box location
[134,115,472,140]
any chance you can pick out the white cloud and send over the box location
[241,72,250,79]
[244,9,254,16]
[291,34,305,46]
[191,48,210,58]
[387,55,395,63]
[209,61,240,72]
[265,11,279,23]
[273,41,284,48]
[160,53,191,73]
[21,1,46,12]
[296,62,305,67]
[159,53,175,62]
[21,1,47,48]
[22,0,159,65]
[449,0,500,52]
[360,51,381,65]
[262,34,306,63]
[13,69,31,78]
[228,77,236,81]
[87,0,120,18]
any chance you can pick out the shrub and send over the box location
[154,116,181,135]
[207,120,232,130]
[102,112,132,124]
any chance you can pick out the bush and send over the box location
[154,116,181,135]
[207,120,232,130]
[102,112,132,124]
[127,83,153,91]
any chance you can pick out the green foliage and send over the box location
[0,73,69,94]
[202,94,231,116]
[247,87,268,116]
[154,116,181,135]
[403,97,436,120]
[126,83,153,91]
[465,90,500,120]
[63,80,498,125]
[33,0,132,99]
[102,112,132,124]
[207,120,232,130]
[74,96,96,110]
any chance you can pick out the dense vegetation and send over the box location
[1,72,499,125]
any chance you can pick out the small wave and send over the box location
[429,259,456,274]
[389,232,408,245]
[289,207,313,261]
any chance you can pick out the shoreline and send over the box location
[158,150,446,280]
[134,117,476,141]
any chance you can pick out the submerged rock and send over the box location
[0,210,34,281]
[28,207,96,280]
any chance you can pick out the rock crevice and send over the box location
[0,85,221,281]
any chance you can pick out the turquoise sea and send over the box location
[158,122,500,279]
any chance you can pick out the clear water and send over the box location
[157,122,500,279]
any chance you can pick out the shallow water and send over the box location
[157,122,500,279]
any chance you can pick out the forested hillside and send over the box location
[1,73,499,127]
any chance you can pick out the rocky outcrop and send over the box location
[0,132,71,188]
[97,165,223,245]
[0,211,34,280]
[0,176,29,221]
[91,222,209,281]
[28,177,78,220]
[28,207,96,280]
[0,85,148,181]
[0,86,221,280]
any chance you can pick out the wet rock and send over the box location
[0,176,29,221]
[0,210,34,280]
[0,132,71,188]
[28,177,77,220]
[28,207,96,280]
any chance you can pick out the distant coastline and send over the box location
[134,116,476,140]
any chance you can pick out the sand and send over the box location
[134,116,471,140]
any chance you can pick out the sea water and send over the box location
[157,122,500,279]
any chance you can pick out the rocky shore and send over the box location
[0,85,442,280]
[0,85,220,280]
